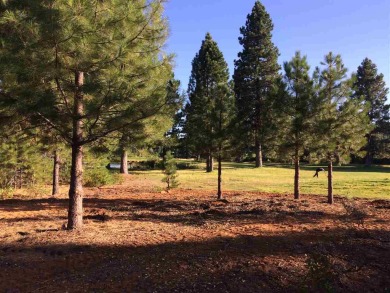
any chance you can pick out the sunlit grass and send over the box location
[133,161,390,199]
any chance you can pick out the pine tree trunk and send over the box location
[120,149,128,174]
[365,134,373,166]
[68,71,84,230]
[18,168,22,189]
[365,154,372,166]
[255,140,263,168]
[217,150,222,200]
[294,151,300,200]
[206,153,213,172]
[13,170,17,189]
[52,150,60,196]
[162,147,167,162]
[328,160,333,204]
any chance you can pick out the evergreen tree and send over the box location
[0,121,51,191]
[315,53,371,204]
[214,83,235,199]
[118,77,183,173]
[280,51,320,199]
[0,0,172,229]
[167,108,187,158]
[352,58,390,165]
[118,123,145,174]
[37,126,68,196]
[162,151,179,190]
[233,1,280,167]
[185,33,229,172]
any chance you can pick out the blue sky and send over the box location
[165,0,390,98]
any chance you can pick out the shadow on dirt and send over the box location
[0,196,344,226]
[1,227,389,292]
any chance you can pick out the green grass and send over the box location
[133,161,390,199]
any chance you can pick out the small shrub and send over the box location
[84,168,119,187]
[341,199,369,228]
[176,162,201,170]
[162,151,179,190]
[0,187,14,200]
[29,185,50,197]
[304,252,337,292]
[153,186,164,193]
[123,160,162,170]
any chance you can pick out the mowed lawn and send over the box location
[134,162,390,199]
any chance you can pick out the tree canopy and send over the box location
[353,58,390,165]
[233,0,280,167]
[0,0,173,229]
[185,32,230,172]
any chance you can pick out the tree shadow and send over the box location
[2,195,388,227]
[221,162,257,169]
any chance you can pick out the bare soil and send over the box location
[1,175,389,292]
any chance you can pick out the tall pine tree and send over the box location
[214,83,235,199]
[315,53,371,204]
[353,58,389,165]
[280,52,320,199]
[0,0,172,229]
[233,1,280,168]
[118,77,182,174]
[185,33,230,173]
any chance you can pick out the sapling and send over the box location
[162,152,179,190]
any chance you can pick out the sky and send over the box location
[164,0,390,98]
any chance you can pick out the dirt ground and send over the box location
[1,175,389,292]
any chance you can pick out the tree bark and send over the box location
[120,149,128,174]
[255,140,263,168]
[328,160,333,204]
[365,134,373,166]
[206,153,214,172]
[294,150,300,200]
[18,168,22,189]
[68,71,84,230]
[52,150,60,196]
[217,150,222,200]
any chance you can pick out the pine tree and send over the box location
[280,52,320,199]
[315,53,371,204]
[162,151,179,190]
[118,123,145,175]
[37,126,68,196]
[0,0,172,229]
[233,1,280,168]
[0,121,51,191]
[214,83,235,199]
[185,33,230,172]
[118,77,183,173]
[353,58,390,165]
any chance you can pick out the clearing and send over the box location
[134,162,390,199]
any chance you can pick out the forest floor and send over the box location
[1,174,389,292]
